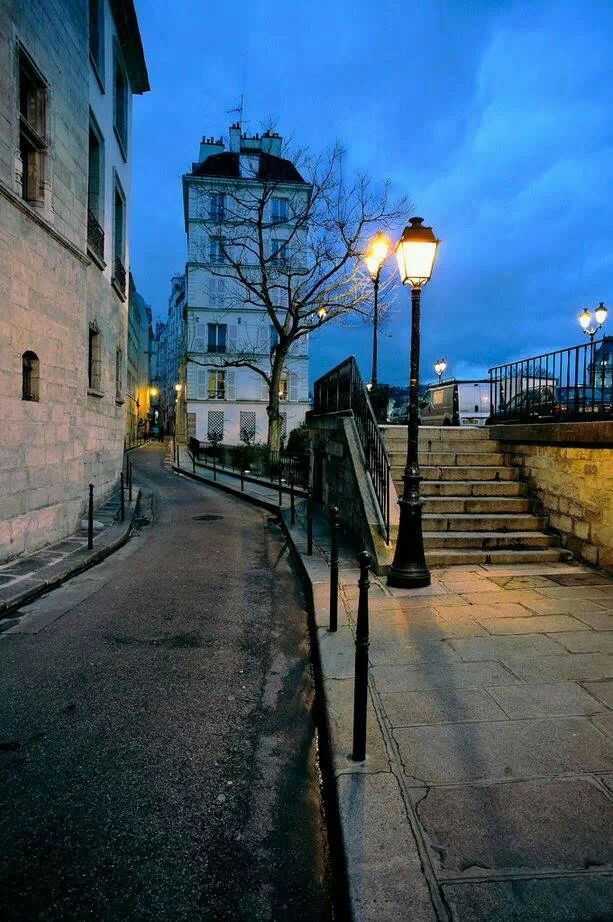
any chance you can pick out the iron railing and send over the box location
[113,255,126,297]
[87,209,104,261]
[189,439,310,490]
[313,356,391,544]
[489,337,613,423]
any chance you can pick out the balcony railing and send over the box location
[87,209,104,261]
[313,356,391,544]
[112,254,126,297]
[489,337,613,423]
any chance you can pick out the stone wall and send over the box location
[309,412,397,574]
[490,422,613,573]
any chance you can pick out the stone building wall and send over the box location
[491,423,613,573]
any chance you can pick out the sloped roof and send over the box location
[190,151,306,184]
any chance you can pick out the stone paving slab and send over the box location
[551,631,613,654]
[503,652,613,683]
[372,661,520,692]
[478,614,589,634]
[583,679,613,707]
[441,874,612,921]
[485,682,606,718]
[415,777,612,876]
[395,717,612,785]
[382,687,506,727]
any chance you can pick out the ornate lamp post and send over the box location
[434,358,447,383]
[364,232,391,387]
[578,302,607,340]
[387,217,439,589]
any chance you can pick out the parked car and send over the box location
[502,384,613,420]
[420,381,491,426]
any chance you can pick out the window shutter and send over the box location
[226,369,236,400]
[228,323,238,352]
[298,375,309,402]
[197,368,207,399]
[260,376,269,401]
[289,372,298,402]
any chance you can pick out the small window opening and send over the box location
[22,351,40,401]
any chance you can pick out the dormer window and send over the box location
[239,154,259,178]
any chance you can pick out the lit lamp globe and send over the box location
[578,308,592,332]
[395,217,439,288]
[434,358,447,381]
[317,305,328,321]
[595,302,608,326]
[364,232,391,280]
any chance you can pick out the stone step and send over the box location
[425,547,573,567]
[422,496,531,514]
[389,451,507,466]
[423,531,561,550]
[420,480,528,497]
[422,513,544,533]
[405,465,520,482]
[382,425,491,441]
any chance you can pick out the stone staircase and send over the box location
[381,425,572,568]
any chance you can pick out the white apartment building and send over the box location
[180,126,310,446]
[0,0,148,561]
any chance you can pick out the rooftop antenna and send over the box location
[226,56,248,132]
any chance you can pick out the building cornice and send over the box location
[109,0,150,94]
[0,179,90,266]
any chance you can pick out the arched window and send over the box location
[22,351,40,401]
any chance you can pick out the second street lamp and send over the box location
[434,358,447,383]
[579,302,608,340]
[364,232,391,387]
[387,217,439,589]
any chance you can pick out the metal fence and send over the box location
[313,356,391,544]
[189,438,310,490]
[489,338,613,424]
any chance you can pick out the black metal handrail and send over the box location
[489,337,613,424]
[113,255,127,296]
[87,209,104,261]
[313,356,391,544]
[189,438,310,490]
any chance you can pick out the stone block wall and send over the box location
[491,423,613,573]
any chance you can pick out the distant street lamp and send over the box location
[317,305,328,322]
[387,217,439,589]
[434,358,447,383]
[364,232,391,386]
[578,302,608,339]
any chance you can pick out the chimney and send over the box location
[198,136,225,162]
[261,130,282,156]
[229,123,241,152]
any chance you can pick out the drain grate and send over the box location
[193,514,224,522]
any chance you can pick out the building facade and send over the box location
[180,126,310,446]
[156,273,185,436]
[126,273,154,445]
[0,0,148,561]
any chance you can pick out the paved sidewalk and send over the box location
[0,486,140,618]
[170,457,613,919]
[283,509,613,922]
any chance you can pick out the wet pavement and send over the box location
[0,443,334,921]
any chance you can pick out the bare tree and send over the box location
[188,140,408,452]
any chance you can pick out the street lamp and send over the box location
[434,358,447,383]
[387,217,439,589]
[364,232,391,387]
[317,305,328,322]
[579,302,608,339]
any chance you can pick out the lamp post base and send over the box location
[387,563,431,589]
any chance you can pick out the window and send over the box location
[22,351,39,401]
[115,346,123,400]
[240,411,256,444]
[279,373,288,401]
[270,238,288,266]
[270,325,279,355]
[89,0,104,81]
[18,45,48,205]
[88,325,102,392]
[113,41,128,157]
[207,323,227,353]
[112,177,126,295]
[272,197,288,224]
[208,276,226,305]
[209,236,225,264]
[209,192,224,222]
[279,371,298,402]
[208,369,225,400]
[207,410,224,442]
[87,117,104,259]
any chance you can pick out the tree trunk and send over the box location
[267,350,287,454]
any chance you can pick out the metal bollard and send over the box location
[120,472,125,522]
[307,487,313,556]
[240,462,245,492]
[128,460,133,502]
[87,483,94,550]
[329,506,340,632]
[290,476,295,526]
[278,461,283,508]
[213,451,216,481]
[192,452,196,474]
[176,441,180,469]
[352,551,372,762]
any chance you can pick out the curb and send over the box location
[171,464,280,514]
[0,491,141,619]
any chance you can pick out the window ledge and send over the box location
[111,277,126,301]
[115,397,125,406]
[87,244,106,270]
[87,387,104,399]
[89,53,105,94]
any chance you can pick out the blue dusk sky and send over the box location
[130,0,613,387]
